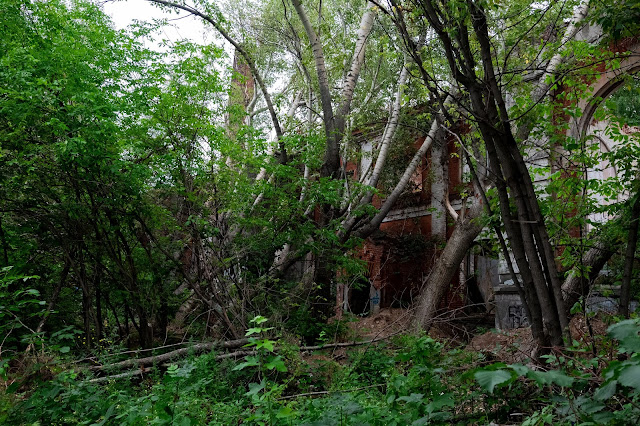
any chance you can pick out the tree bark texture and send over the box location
[562,229,620,311]
[89,335,392,373]
[414,194,484,330]
[291,0,339,178]
[430,127,448,240]
[620,194,640,317]
[404,0,587,346]
[88,338,250,371]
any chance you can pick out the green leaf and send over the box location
[527,370,574,387]
[59,346,70,353]
[250,315,268,325]
[256,339,275,352]
[608,319,640,353]
[425,393,454,413]
[428,411,452,421]
[594,380,617,401]
[246,381,265,397]
[508,363,530,376]
[592,411,615,423]
[475,369,513,394]
[172,362,195,378]
[398,393,425,404]
[570,301,583,314]
[167,364,179,377]
[276,406,294,419]
[232,356,260,371]
[618,365,640,391]
[412,416,430,426]
[575,396,605,415]
[265,356,287,372]
[176,417,191,426]
[93,404,116,426]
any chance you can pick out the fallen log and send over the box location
[300,336,395,351]
[88,334,396,375]
[89,367,155,383]
[88,350,256,383]
[89,338,250,371]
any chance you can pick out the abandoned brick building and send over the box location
[339,128,492,317]
[340,29,640,327]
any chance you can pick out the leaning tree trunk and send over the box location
[391,0,589,346]
[414,195,484,330]
[562,222,620,310]
[430,127,448,240]
[620,194,640,317]
[463,1,568,346]
[288,0,376,311]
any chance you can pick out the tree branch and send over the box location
[147,0,286,161]
[352,94,454,239]
[291,0,339,177]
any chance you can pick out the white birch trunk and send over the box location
[338,2,377,119]
[367,62,409,190]
[531,0,590,102]
[353,95,454,238]
[430,128,448,240]
[291,0,338,175]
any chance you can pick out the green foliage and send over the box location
[3,0,640,424]
[471,318,640,424]
[590,0,640,40]
[474,368,514,394]
[6,351,246,424]
[285,306,351,344]
[605,77,640,126]
[0,267,43,367]
[9,320,640,425]
[0,0,357,355]
[0,0,195,351]
[232,316,291,424]
[2,330,474,424]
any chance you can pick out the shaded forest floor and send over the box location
[1,310,638,425]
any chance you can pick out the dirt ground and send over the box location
[343,308,613,365]
[469,314,611,364]
[345,308,413,340]
[469,327,537,364]
[343,307,494,341]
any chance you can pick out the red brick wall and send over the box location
[350,129,469,312]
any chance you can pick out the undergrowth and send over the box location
[2,316,640,425]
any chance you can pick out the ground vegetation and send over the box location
[1,0,640,423]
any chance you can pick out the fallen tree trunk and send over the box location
[89,350,257,383]
[89,338,250,371]
[88,335,396,373]
[89,367,156,383]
